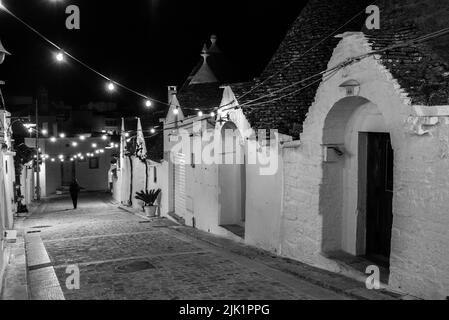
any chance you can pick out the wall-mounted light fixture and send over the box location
[323,144,345,162]
[339,79,360,97]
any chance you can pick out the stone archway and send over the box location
[218,121,246,237]
[320,96,393,266]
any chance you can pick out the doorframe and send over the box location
[364,132,394,267]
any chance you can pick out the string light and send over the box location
[51,158,55,162]
[107,82,115,92]
[124,132,130,137]
[79,135,85,140]
[210,111,215,117]
[150,128,156,134]
[58,154,64,159]
[55,51,64,62]
[145,100,152,108]
[91,143,97,148]
[102,135,108,140]
[59,133,66,138]
[198,111,203,117]
[71,141,78,147]
[50,137,57,142]
[173,108,179,115]
[41,129,48,136]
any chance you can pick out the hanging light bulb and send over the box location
[173,108,179,115]
[51,158,55,162]
[145,100,152,108]
[42,129,48,136]
[79,135,85,141]
[92,143,97,148]
[150,128,156,134]
[50,137,57,143]
[198,111,203,117]
[59,133,66,138]
[124,132,130,137]
[210,111,215,117]
[107,82,115,92]
[58,154,64,159]
[55,51,64,62]
[72,141,78,147]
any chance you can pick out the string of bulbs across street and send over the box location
[3,0,449,141]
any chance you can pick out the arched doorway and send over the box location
[321,96,394,267]
[218,122,246,237]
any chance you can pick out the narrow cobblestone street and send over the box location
[11,193,399,300]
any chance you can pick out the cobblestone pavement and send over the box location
[21,193,385,300]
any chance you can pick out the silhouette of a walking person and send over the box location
[69,178,81,209]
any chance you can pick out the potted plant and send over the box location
[135,189,161,217]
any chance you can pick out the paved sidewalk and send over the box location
[3,193,404,300]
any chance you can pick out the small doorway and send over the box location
[61,161,76,187]
[218,122,246,238]
[366,133,394,267]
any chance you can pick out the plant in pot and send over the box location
[135,189,161,217]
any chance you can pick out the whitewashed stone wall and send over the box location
[114,156,167,216]
[280,32,449,299]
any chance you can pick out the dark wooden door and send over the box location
[366,133,394,267]
[61,161,76,186]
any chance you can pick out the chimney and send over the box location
[168,86,177,103]
[208,34,220,54]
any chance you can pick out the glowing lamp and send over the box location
[339,79,360,97]
[55,51,64,62]
[107,82,115,92]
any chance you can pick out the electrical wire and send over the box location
[236,0,379,102]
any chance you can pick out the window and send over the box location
[153,166,157,183]
[89,157,99,169]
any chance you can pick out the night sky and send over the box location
[0,0,307,116]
